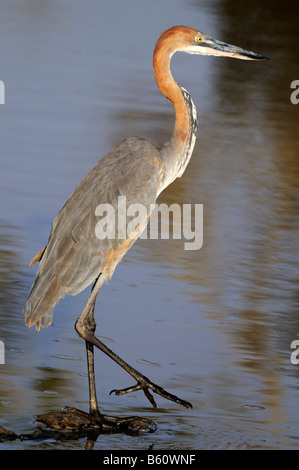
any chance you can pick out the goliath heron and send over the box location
[25,26,267,422]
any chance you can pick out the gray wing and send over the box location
[25,137,163,329]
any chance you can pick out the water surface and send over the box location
[0,0,299,450]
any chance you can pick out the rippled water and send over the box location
[0,0,299,450]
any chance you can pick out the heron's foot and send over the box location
[110,378,192,409]
[35,407,157,435]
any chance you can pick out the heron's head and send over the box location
[157,25,268,61]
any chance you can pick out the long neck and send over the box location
[153,38,198,191]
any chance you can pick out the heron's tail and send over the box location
[25,270,65,332]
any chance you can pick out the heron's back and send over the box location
[25,137,163,330]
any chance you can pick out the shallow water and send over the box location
[1,0,299,450]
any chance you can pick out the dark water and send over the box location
[0,0,299,450]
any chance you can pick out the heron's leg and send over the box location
[84,279,101,417]
[85,312,100,417]
[75,274,192,410]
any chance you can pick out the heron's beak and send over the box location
[200,37,269,61]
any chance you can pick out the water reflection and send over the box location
[0,0,299,450]
[0,224,27,336]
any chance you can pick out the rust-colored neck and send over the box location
[153,32,193,150]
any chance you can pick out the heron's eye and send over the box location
[196,36,203,43]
